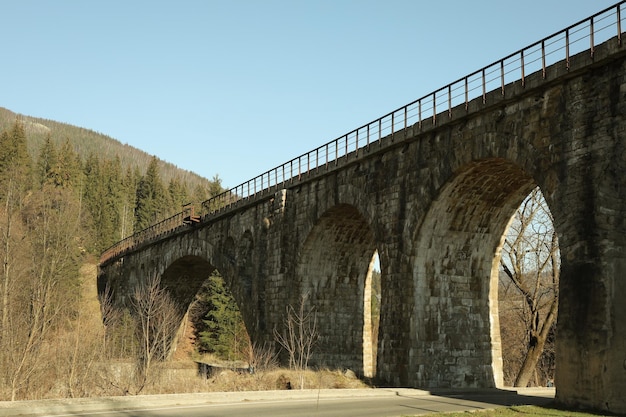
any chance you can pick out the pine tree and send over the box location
[119,167,140,238]
[56,139,82,189]
[198,272,248,361]
[35,135,58,187]
[83,154,123,252]
[100,157,123,248]
[134,157,166,231]
[0,120,33,199]
[167,177,189,217]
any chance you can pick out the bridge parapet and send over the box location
[101,2,626,266]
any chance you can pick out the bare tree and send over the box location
[130,275,181,393]
[274,293,319,389]
[243,341,279,373]
[500,187,559,387]
[0,186,83,400]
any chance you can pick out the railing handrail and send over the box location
[100,1,626,265]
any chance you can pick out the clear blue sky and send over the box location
[1,1,619,189]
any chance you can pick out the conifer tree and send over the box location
[36,135,58,187]
[56,139,82,189]
[0,120,32,199]
[134,157,166,231]
[198,272,248,360]
[83,154,122,251]
[119,167,140,238]
[99,157,123,248]
[167,177,189,217]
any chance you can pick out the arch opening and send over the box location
[412,158,560,389]
[498,187,559,388]
[296,204,380,377]
[158,255,252,365]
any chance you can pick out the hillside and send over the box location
[0,106,213,188]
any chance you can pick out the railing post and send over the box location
[566,28,570,70]
[419,99,422,127]
[590,16,595,59]
[542,40,546,78]
[404,106,408,130]
[520,49,526,87]
[464,77,468,110]
[432,93,437,124]
[482,68,486,103]
[618,5,622,46]
[325,144,329,168]
[500,60,505,96]
[448,85,452,118]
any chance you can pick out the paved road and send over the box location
[0,388,555,417]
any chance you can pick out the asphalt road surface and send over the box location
[0,389,555,417]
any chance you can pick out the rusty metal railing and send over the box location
[100,205,194,263]
[100,1,626,265]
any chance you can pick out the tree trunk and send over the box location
[514,338,546,387]
[514,297,558,387]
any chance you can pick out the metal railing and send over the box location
[100,1,626,265]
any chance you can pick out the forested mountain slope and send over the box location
[0,109,223,253]
[0,107,211,190]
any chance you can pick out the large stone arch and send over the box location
[295,203,378,375]
[410,157,538,388]
[160,255,215,312]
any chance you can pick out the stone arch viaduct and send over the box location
[99,4,626,414]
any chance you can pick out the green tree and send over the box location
[35,135,58,187]
[198,272,248,361]
[119,166,140,239]
[167,176,189,217]
[56,138,82,189]
[134,157,166,231]
[0,120,33,198]
[82,154,124,251]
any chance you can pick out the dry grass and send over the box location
[133,361,369,395]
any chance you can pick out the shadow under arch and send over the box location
[412,157,539,389]
[160,255,215,312]
[159,253,256,360]
[296,203,379,377]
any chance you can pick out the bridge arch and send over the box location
[158,246,257,359]
[295,203,380,377]
[411,157,546,388]
[160,255,215,311]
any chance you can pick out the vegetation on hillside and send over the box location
[0,107,213,194]
[0,118,224,399]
